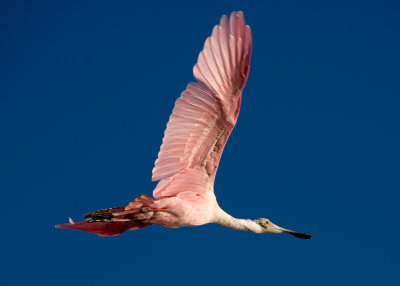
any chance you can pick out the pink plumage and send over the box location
[56,11,312,240]
[152,12,252,183]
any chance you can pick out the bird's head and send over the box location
[254,218,312,239]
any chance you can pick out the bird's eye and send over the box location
[265,220,269,224]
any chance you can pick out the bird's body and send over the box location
[57,11,311,239]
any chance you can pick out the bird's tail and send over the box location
[56,195,155,237]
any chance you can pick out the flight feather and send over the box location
[152,12,252,195]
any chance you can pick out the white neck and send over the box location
[211,207,263,233]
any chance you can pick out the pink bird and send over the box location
[56,11,311,239]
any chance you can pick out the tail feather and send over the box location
[56,219,150,237]
[56,195,156,237]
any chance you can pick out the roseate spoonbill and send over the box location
[56,11,312,239]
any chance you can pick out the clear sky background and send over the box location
[1,0,399,285]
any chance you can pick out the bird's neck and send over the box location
[211,207,263,233]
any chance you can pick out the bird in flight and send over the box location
[56,11,311,239]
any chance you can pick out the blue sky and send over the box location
[1,0,399,285]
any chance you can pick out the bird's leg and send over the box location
[112,195,166,221]
[112,206,155,221]
[83,203,161,222]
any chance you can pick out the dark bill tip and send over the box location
[287,231,312,239]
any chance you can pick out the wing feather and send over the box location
[152,11,252,198]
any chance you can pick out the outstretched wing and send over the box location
[152,11,252,199]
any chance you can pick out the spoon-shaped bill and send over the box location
[268,221,312,239]
[282,229,312,239]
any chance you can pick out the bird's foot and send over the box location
[84,207,125,223]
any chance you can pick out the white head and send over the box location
[254,218,312,239]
